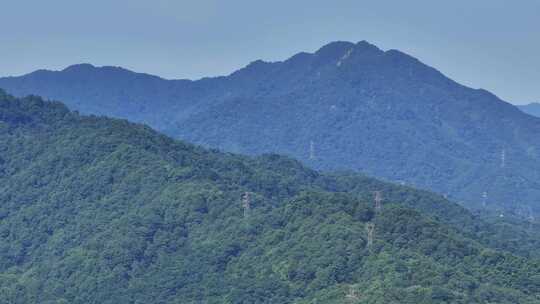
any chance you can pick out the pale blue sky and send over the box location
[1,0,538,104]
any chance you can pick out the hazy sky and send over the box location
[1,0,538,104]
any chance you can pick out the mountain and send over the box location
[518,103,540,118]
[0,90,539,303]
[2,91,540,303]
[2,41,540,216]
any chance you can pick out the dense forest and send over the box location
[2,41,540,216]
[1,91,539,303]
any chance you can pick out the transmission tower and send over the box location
[309,140,315,160]
[365,222,375,248]
[242,192,251,218]
[374,191,382,212]
[528,206,536,222]
[526,206,536,230]
[345,285,360,302]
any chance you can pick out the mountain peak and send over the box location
[315,40,382,56]
[355,40,382,52]
[62,63,97,72]
[315,41,356,55]
[313,40,383,66]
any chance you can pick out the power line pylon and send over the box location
[242,192,251,218]
[527,206,535,222]
[365,222,375,248]
[345,285,360,303]
[374,191,382,212]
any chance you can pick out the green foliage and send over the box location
[0,92,539,303]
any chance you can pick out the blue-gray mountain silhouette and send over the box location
[1,41,539,215]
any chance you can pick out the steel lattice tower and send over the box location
[374,191,382,212]
[242,192,251,217]
[365,222,375,248]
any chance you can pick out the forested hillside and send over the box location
[1,91,539,303]
[1,41,540,216]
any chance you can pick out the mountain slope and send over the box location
[518,103,540,118]
[1,91,540,303]
[1,41,540,216]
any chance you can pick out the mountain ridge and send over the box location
[1,41,539,216]
[1,40,434,82]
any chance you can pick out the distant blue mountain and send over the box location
[1,41,540,215]
[518,103,540,118]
